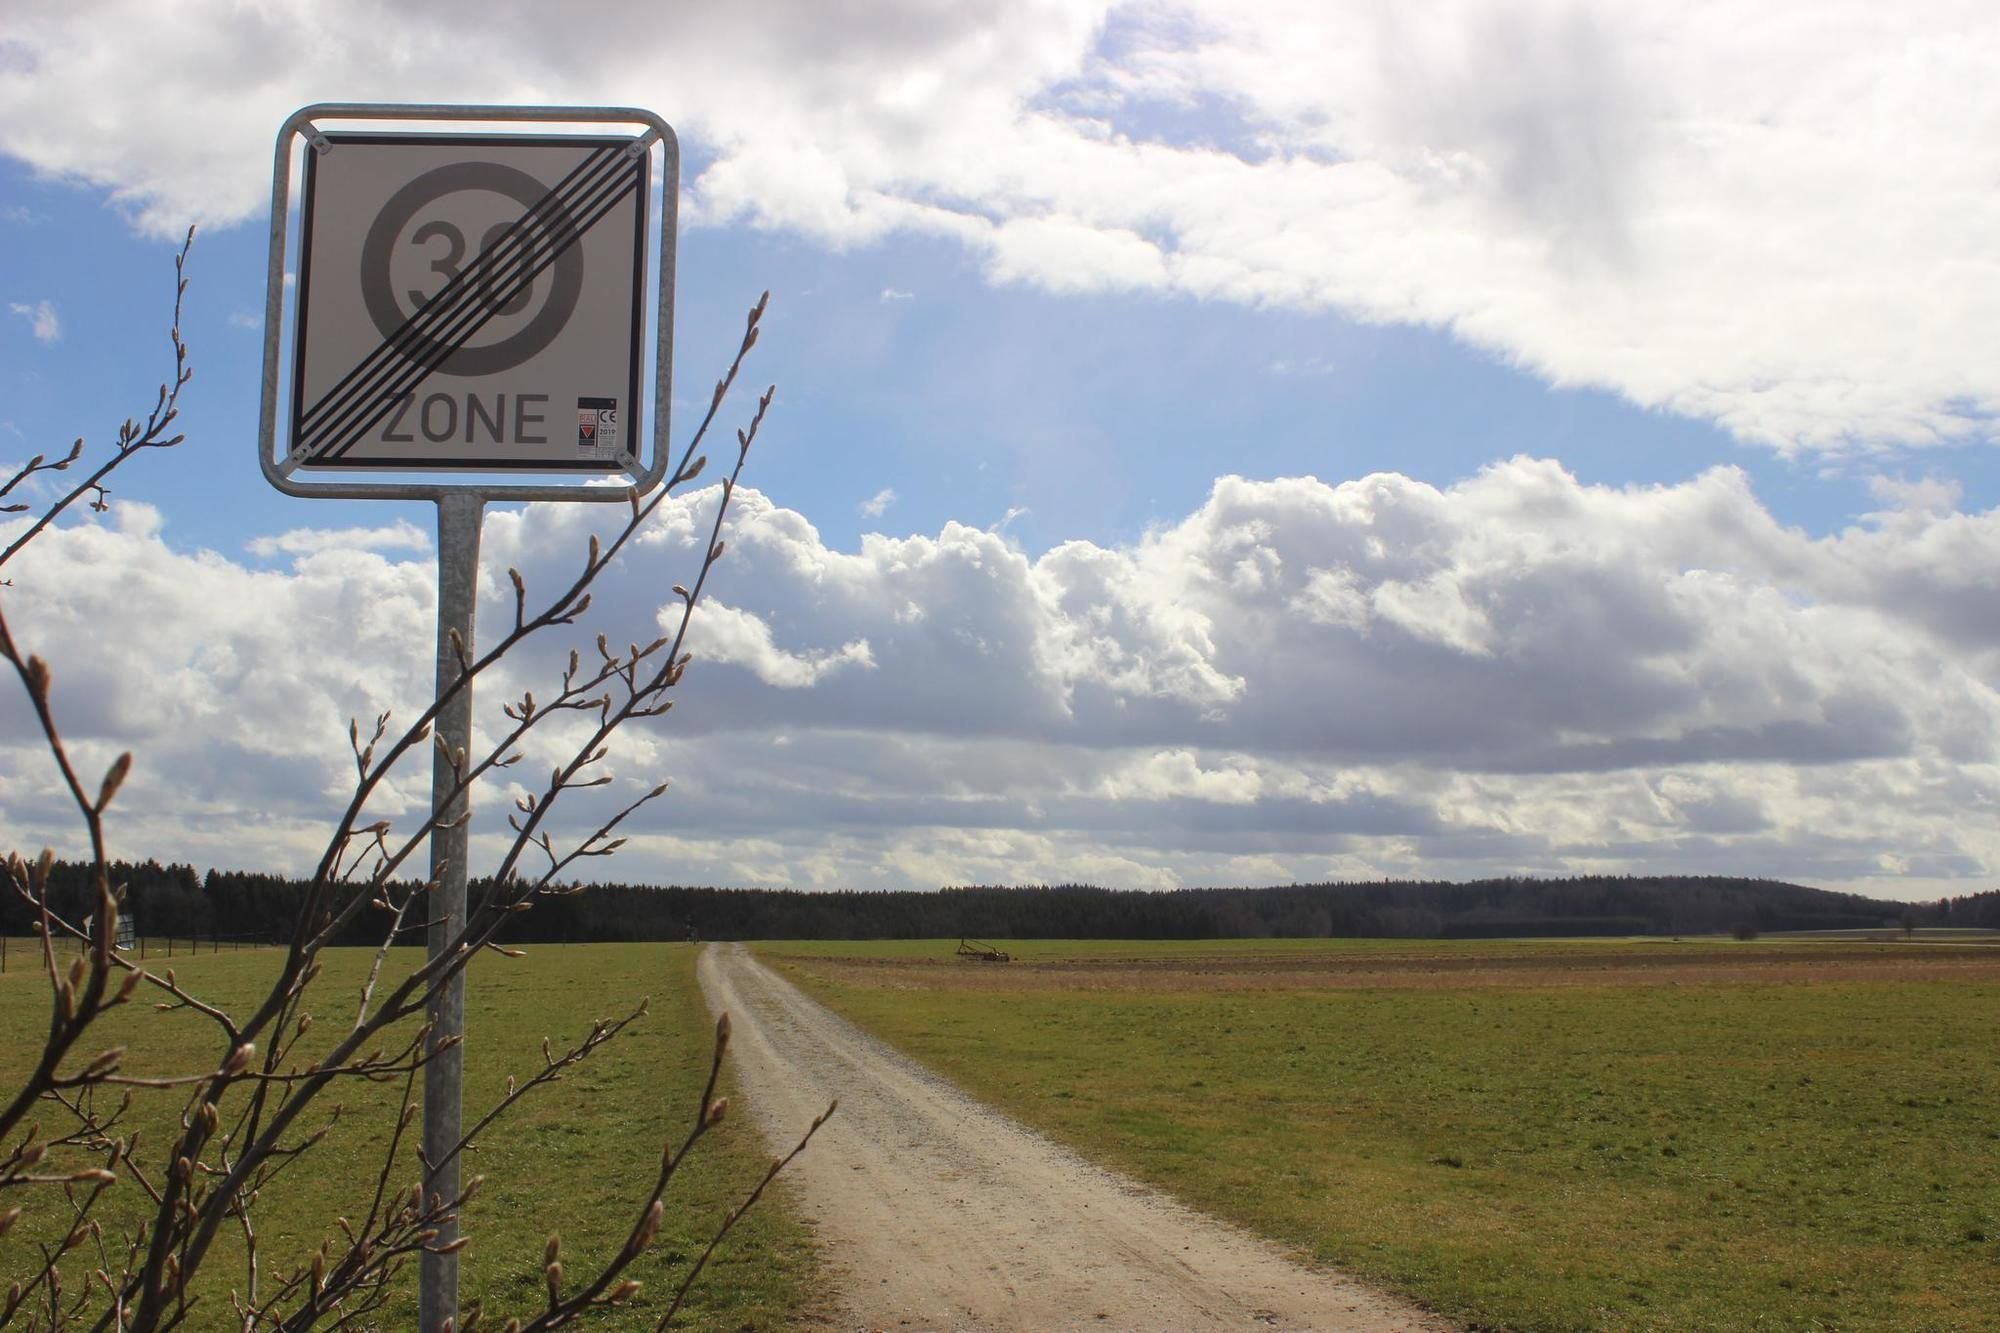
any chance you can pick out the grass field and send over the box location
[0,942,823,1330]
[761,936,2000,1331]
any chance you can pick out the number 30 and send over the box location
[407,220,533,317]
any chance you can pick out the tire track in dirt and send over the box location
[698,943,1454,1333]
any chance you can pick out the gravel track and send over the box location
[698,943,1455,1333]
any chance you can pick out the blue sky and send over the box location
[5,2,2000,901]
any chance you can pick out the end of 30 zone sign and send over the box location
[261,105,677,494]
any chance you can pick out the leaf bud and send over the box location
[635,1199,663,1250]
[96,752,133,809]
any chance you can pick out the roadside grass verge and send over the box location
[0,942,822,1329]
[764,937,2000,1331]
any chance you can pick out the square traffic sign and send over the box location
[288,132,651,473]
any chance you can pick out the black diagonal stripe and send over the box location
[298,145,633,459]
[297,143,618,446]
[310,153,644,462]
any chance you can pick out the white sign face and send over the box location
[288,133,649,472]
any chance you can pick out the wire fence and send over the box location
[0,932,277,973]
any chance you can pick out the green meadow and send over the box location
[763,936,2000,1331]
[0,942,822,1330]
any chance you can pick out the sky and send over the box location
[3,1,1999,902]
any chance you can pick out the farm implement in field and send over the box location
[955,938,1012,963]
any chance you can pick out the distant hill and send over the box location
[10,859,1957,945]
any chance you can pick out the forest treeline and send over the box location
[9,856,1995,944]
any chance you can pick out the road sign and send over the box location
[289,132,651,472]
[256,105,681,1329]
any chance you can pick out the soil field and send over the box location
[760,936,2000,1331]
[769,938,2000,994]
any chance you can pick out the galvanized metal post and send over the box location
[421,491,482,1329]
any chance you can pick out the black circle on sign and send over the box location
[360,161,584,377]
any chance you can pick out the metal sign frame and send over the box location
[258,102,679,503]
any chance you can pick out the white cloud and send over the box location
[9,299,59,343]
[1,507,438,868]
[1865,473,1962,521]
[1097,749,1262,805]
[9,466,2000,898]
[689,601,876,689]
[858,487,897,518]
[244,519,431,559]
[1,2,1996,453]
[990,505,1029,536]
[878,287,914,303]
[1266,355,1335,378]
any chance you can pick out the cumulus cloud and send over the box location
[7,466,2000,899]
[244,519,431,559]
[858,487,897,518]
[9,299,58,343]
[1,505,437,869]
[1,2,1996,452]
[690,601,875,688]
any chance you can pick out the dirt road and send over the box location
[697,944,1454,1333]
